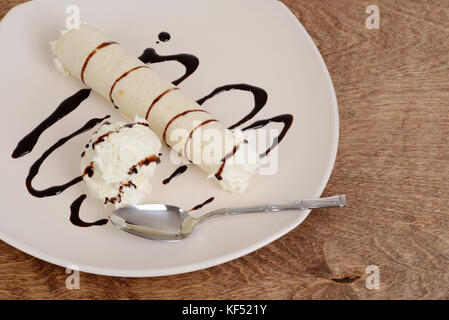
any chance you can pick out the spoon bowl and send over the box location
[110,204,190,241]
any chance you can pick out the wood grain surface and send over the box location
[1,0,448,300]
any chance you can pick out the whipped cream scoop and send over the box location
[80,117,161,208]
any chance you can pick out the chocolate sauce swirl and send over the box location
[138,48,199,85]
[242,114,294,157]
[11,89,92,158]
[70,194,109,227]
[25,116,110,198]
[197,84,268,129]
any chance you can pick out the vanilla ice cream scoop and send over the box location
[81,117,161,208]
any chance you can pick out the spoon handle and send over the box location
[196,195,347,225]
[231,195,347,213]
[266,194,347,211]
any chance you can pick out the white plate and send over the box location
[0,0,338,277]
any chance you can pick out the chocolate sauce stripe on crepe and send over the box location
[215,140,248,181]
[109,65,151,106]
[183,119,219,158]
[81,41,119,83]
[145,88,179,120]
[162,109,209,145]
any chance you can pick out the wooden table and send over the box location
[1,0,448,300]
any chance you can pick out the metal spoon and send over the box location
[110,195,347,241]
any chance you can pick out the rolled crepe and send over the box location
[51,24,258,193]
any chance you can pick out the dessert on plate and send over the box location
[51,23,259,206]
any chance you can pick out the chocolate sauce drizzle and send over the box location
[92,130,118,149]
[163,165,188,185]
[92,122,150,150]
[242,114,294,157]
[81,41,118,83]
[104,180,138,206]
[121,181,137,190]
[138,48,199,86]
[145,88,179,120]
[105,195,121,205]
[162,109,208,145]
[188,197,215,212]
[70,194,109,227]
[82,161,95,178]
[215,140,248,181]
[109,66,150,106]
[25,116,110,198]
[11,89,92,158]
[158,32,171,42]
[197,84,268,129]
[102,164,151,206]
[128,155,161,175]
[184,119,218,157]
[124,122,150,129]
